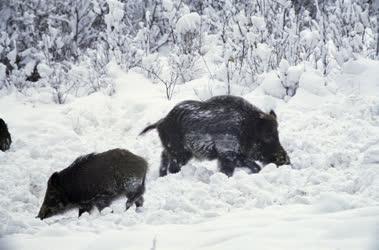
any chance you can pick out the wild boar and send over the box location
[0,118,12,152]
[37,148,148,220]
[140,95,290,177]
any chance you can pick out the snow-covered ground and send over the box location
[0,59,378,250]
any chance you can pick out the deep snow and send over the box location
[0,59,378,250]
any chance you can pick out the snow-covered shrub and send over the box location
[171,12,204,84]
[34,54,113,104]
[0,63,7,89]
[139,54,179,100]
[176,12,202,55]
[261,72,286,99]
[298,70,329,96]
[0,0,377,101]
[140,53,162,83]
[278,59,304,97]
[80,51,114,96]
[169,51,202,84]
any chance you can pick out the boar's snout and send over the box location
[37,208,45,220]
[37,206,52,220]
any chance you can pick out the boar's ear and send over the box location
[49,172,60,187]
[257,113,268,130]
[269,110,277,119]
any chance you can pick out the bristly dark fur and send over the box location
[37,148,148,220]
[0,118,12,152]
[65,153,96,170]
[140,95,290,177]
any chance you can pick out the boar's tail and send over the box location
[139,121,160,135]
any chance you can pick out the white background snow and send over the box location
[0,57,378,250]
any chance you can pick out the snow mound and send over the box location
[0,63,6,82]
[299,70,330,96]
[251,16,266,31]
[176,12,201,34]
[300,29,320,47]
[287,64,304,87]
[337,59,379,96]
[1,60,379,249]
[261,72,286,99]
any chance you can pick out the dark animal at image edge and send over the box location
[37,148,148,220]
[140,95,290,177]
[0,118,12,152]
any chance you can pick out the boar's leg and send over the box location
[125,185,145,211]
[239,157,261,174]
[135,196,144,207]
[125,196,141,210]
[95,198,112,212]
[78,204,93,217]
[168,153,192,174]
[217,152,238,177]
[0,138,11,151]
[218,160,235,177]
[168,158,181,174]
[159,150,170,176]
[160,150,192,176]
[218,152,261,176]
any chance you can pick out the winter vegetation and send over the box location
[0,0,378,101]
[0,0,379,250]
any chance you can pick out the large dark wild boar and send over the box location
[0,118,12,152]
[140,95,290,177]
[37,148,148,220]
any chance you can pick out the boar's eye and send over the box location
[262,134,274,143]
[261,127,277,143]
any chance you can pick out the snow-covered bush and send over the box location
[175,12,202,54]
[139,54,179,100]
[0,0,377,101]
[261,72,286,99]
[278,59,304,97]
[0,63,7,89]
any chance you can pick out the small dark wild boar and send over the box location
[0,118,12,152]
[140,95,290,177]
[37,148,148,220]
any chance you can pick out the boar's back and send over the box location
[165,95,262,138]
[57,149,147,203]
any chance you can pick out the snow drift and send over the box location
[0,59,378,250]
